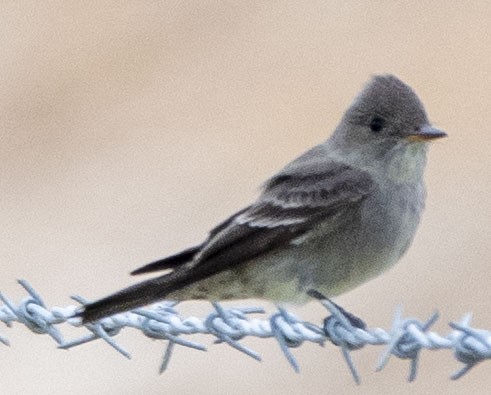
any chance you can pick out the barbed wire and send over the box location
[0,279,489,384]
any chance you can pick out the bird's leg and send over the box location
[307,289,366,329]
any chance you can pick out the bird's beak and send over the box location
[407,124,447,142]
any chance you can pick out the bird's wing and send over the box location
[179,162,374,274]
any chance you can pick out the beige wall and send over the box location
[1,2,490,394]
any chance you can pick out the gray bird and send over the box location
[81,74,446,323]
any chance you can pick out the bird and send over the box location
[80,74,446,323]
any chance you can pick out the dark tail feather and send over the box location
[79,273,175,323]
[130,246,200,275]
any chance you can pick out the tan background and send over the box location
[1,1,490,394]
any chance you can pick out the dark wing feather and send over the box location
[130,246,201,275]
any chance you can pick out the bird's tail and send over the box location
[79,273,176,323]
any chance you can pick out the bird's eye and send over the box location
[369,116,385,133]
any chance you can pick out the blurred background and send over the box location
[1,1,490,394]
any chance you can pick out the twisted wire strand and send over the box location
[0,279,488,384]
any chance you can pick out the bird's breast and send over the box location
[304,179,426,297]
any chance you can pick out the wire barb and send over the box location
[0,280,489,383]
